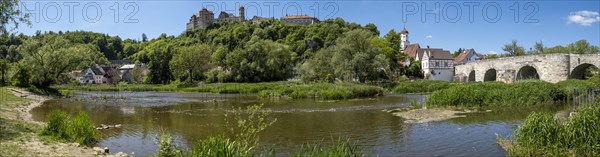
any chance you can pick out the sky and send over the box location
[11,0,600,55]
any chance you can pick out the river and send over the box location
[30,91,569,156]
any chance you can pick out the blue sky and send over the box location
[13,0,600,55]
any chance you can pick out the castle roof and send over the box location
[400,27,408,34]
[282,15,316,19]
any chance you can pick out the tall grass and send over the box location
[186,136,249,157]
[392,80,456,94]
[54,82,384,100]
[426,81,567,107]
[294,139,364,157]
[41,110,98,146]
[509,102,600,156]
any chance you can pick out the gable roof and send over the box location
[420,48,453,60]
[454,48,478,64]
[282,15,317,19]
[404,44,421,59]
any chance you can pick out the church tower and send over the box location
[239,6,245,22]
[400,26,409,51]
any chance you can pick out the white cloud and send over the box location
[488,51,497,55]
[567,10,600,26]
[425,35,432,39]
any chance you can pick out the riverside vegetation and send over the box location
[154,104,365,157]
[503,101,600,156]
[41,110,99,147]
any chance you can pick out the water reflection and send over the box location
[30,91,565,156]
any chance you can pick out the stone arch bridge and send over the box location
[454,54,600,83]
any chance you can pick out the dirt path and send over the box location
[6,88,51,122]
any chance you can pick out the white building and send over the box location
[420,48,454,81]
[453,48,480,65]
[281,15,319,25]
[400,26,410,51]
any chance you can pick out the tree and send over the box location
[568,40,599,54]
[534,41,544,54]
[1,0,31,34]
[170,44,212,83]
[224,37,295,82]
[332,29,387,83]
[0,59,8,85]
[502,40,525,56]
[18,35,106,88]
[145,41,173,84]
[142,33,148,42]
[364,23,380,36]
[452,48,463,57]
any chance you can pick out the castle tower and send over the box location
[400,26,409,51]
[239,6,245,22]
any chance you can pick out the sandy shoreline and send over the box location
[7,88,52,123]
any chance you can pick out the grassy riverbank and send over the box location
[501,101,600,156]
[53,82,384,100]
[0,87,95,156]
[426,81,569,107]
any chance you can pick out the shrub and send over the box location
[156,134,183,157]
[186,136,248,157]
[41,110,69,139]
[509,102,600,156]
[41,111,99,147]
[66,112,99,146]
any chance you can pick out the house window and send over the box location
[444,62,448,67]
[435,61,439,67]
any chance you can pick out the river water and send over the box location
[30,91,568,156]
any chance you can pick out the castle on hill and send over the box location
[186,6,319,30]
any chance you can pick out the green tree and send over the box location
[145,41,174,84]
[332,29,387,83]
[534,41,544,54]
[502,40,525,56]
[568,40,599,54]
[1,0,30,34]
[170,44,212,83]
[18,35,106,88]
[0,59,8,85]
[452,48,463,57]
[364,23,380,36]
[224,37,295,82]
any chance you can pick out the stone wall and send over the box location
[454,54,600,83]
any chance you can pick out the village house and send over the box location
[400,27,455,81]
[78,64,121,84]
[119,64,147,83]
[280,15,320,25]
[453,48,480,65]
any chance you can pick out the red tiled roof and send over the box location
[400,27,408,34]
[404,44,420,59]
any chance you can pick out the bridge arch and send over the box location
[468,70,476,82]
[516,65,540,81]
[569,63,599,80]
[484,69,497,82]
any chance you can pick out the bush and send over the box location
[41,110,69,139]
[66,112,99,146]
[156,134,183,157]
[427,81,567,107]
[509,103,600,156]
[41,111,99,147]
[186,136,249,157]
